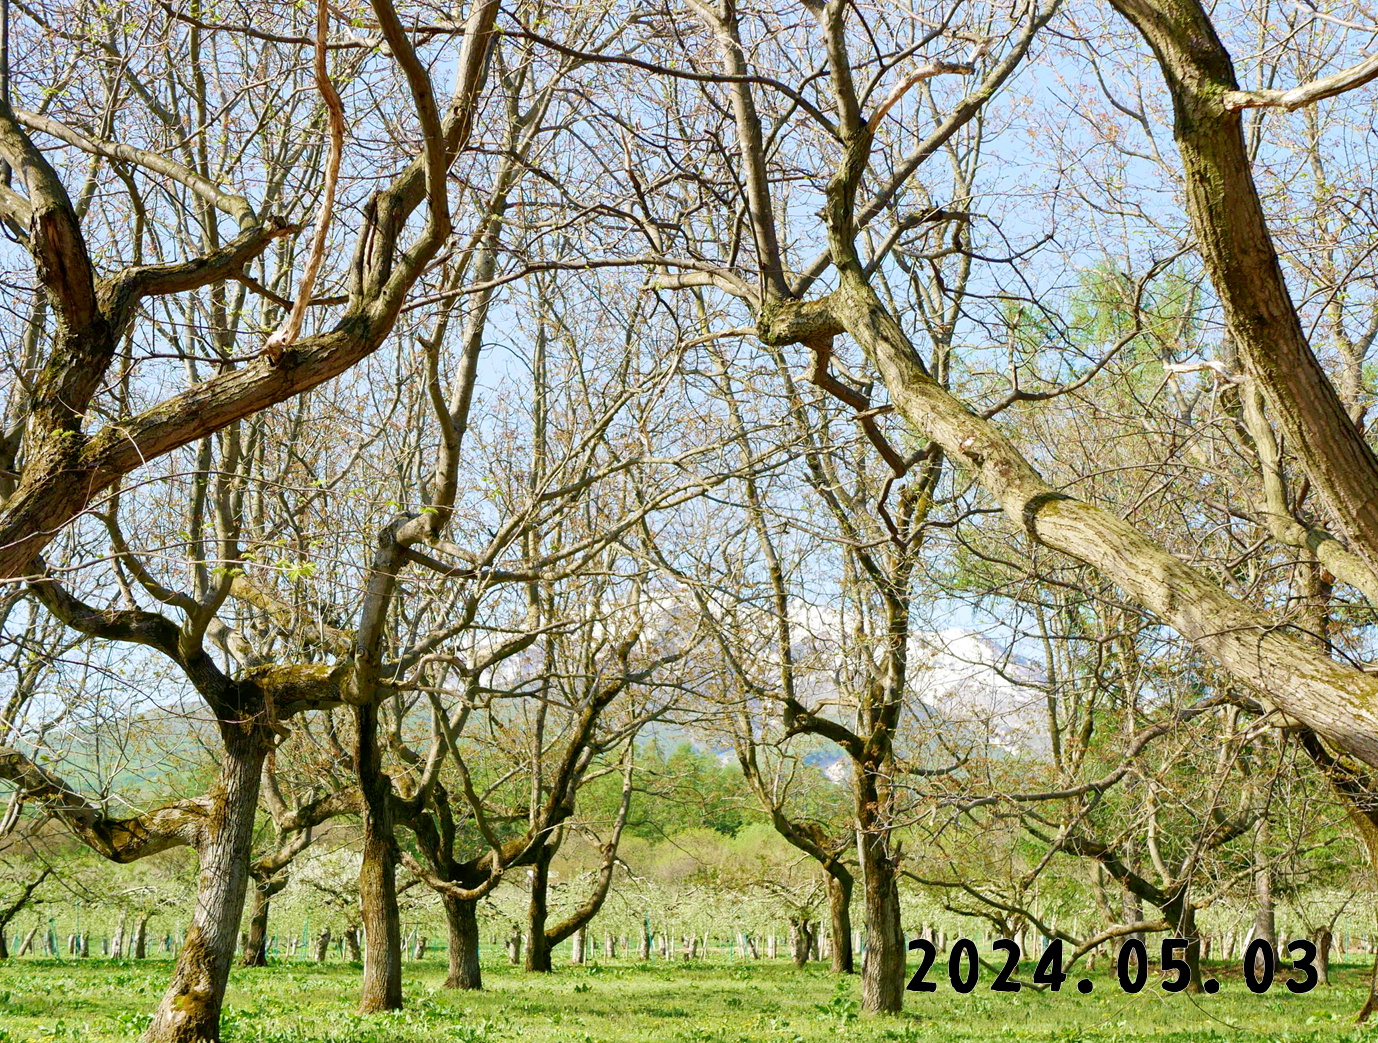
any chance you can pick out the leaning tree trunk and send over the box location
[524,846,554,973]
[442,894,481,990]
[241,884,275,968]
[356,702,403,1012]
[859,830,905,1014]
[1296,729,1378,1018]
[826,867,855,974]
[145,726,270,1043]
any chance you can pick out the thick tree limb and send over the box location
[1108,0,1378,587]
[0,747,206,861]
[1224,52,1378,112]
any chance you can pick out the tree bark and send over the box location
[1166,899,1202,994]
[443,895,481,989]
[1316,928,1333,986]
[355,702,402,1012]
[133,913,149,959]
[826,868,854,974]
[859,831,905,1014]
[1254,839,1276,982]
[524,848,553,972]
[241,887,272,968]
[145,726,268,1043]
[789,919,812,968]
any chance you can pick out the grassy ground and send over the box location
[2,955,1377,1042]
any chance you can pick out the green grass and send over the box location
[2,956,1378,1042]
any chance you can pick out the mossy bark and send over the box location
[442,895,481,990]
[355,702,402,1013]
[826,868,855,974]
[524,846,553,973]
[144,726,269,1043]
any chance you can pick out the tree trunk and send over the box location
[111,917,125,960]
[356,703,402,1012]
[859,831,905,1014]
[241,886,272,968]
[789,919,811,968]
[506,928,521,966]
[16,925,38,956]
[1121,887,1144,952]
[412,936,427,961]
[638,924,650,961]
[1316,928,1333,986]
[604,933,615,959]
[145,726,269,1043]
[1363,956,1378,1024]
[442,895,481,989]
[1167,899,1203,994]
[314,928,331,962]
[524,848,553,972]
[1255,873,1276,948]
[1254,850,1276,981]
[570,926,586,965]
[344,924,361,963]
[133,913,149,959]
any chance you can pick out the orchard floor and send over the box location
[3,956,1378,1043]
